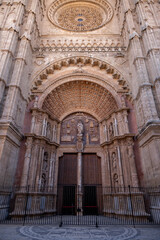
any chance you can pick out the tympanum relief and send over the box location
[60,113,100,147]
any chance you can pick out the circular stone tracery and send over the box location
[48,0,113,32]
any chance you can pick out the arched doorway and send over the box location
[12,60,147,222]
[57,112,102,215]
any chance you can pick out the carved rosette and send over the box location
[48,0,113,32]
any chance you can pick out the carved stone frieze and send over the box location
[34,38,125,53]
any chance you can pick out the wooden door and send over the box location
[82,153,102,214]
[57,153,77,214]
[82,153,102,185]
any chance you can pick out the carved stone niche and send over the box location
[101,108,129,144]
[60,112,100,146]
[30,109,58,143]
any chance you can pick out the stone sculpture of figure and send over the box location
[77,121,83,136]
[109,122,114,138]
[41,173,46,191]
[46,122,51,140]
[121,95,126,108]
[77,121,84,152]
[34,96,39,108]
[43,152,48,171]
[113,173,119,189]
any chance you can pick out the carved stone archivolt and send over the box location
[31,56,130,98]
[48,0,113,32]
[42,81,118,121]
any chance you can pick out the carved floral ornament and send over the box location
[48,0,114,32]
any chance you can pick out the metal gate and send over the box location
[0,186,160,226]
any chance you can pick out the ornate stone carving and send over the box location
[112,152,117,170]
[42,81,118,121]
[127,139,139,187]
[76,121,84,152]
[113,173,119,187]
[60,112,100,145]
[41,152,49,191]
[31,56,130,96]
[109,122,114,138]
[46,122,51,140]
[48,0,113,32]
[77,121,84,136]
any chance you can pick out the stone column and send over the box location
[48,151,56,188]
[122,110,129,134]
[35,146,44,188]
[135,0,160,82]
[113,117,118,136]
[105,147,112,187]
[77,152,83,215]
[0,0,26,102]
[52,124,57,142]
[116,145,124,187]
[31,115,36,134]
[42,117,47,136]
[28,140,39,187]
[76,121,84,215]
[117,112,123,135]
[155,80,160,115]
[21,137,33,187]
[127,139,139,187]
[57,123,61,144]
[121,0,159,129]
[2,0,40,125]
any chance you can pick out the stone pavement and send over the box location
[0,225,160,240]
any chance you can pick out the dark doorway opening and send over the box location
[83,186,98,215]
[62,186,76,215]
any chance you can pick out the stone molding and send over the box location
[31,56,131,100]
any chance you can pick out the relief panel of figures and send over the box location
[60,113,100,145]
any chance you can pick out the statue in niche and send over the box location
[109,122,114,138]
[77,121,83,136]
[41,152,48,191]
[34,96,39,108]
[15,102,22,125]
[121,95,126,108]
[42,152,48,171]
[112,152,117,169]
[41,173,46,192]
[76,121,84,152]
[46,122,51,140]
[113,173,119,189]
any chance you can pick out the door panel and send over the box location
[57,153,103,215]
[58,153,77,185]
[62,186,76,215]
[83,186,98,215]
[57,154,77,214]
[82,154,102,185]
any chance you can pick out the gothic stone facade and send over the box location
[0,0,160,195]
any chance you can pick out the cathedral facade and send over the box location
[0,0,160,209]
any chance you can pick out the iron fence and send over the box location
[0,185,160,226]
